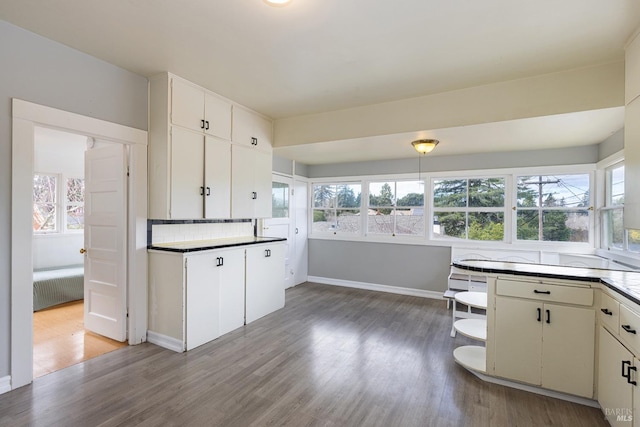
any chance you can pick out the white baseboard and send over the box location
[0,376,11,395]
[146,331,184,353]
[307,276,444,300]
[467,369,599,408]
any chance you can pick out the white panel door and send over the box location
[231,145,255,218]
[84,143,127,342]
[262,174,294,289]
[294,178,308,286]
[171,127,204,219]
[204,136,231,219]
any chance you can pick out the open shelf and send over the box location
[454,291,487,310]
[453,345,486,373]
[454,318,487,341]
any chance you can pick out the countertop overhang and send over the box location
[452,259,640,306]
[148,236,287,253]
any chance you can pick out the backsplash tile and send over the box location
[148,219,253,245]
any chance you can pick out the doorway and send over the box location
[31,127,128,378]
[11,99,148,390]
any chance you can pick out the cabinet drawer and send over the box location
[496,279,593,306]
[599,292,620,335]
[620,305,640,355]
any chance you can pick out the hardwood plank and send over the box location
[1,282,607,426]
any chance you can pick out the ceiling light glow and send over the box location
[264,0,292,6]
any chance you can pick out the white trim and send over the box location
[146,331,184,353]
[11,99,148,390]
[308,276,445,300]
[0,376,11,395]
[464,369,599,408]
[596,150,624,170]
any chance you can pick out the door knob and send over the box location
[79,248,86,254]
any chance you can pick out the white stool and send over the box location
[450,291,487,338]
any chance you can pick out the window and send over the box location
[367,180,424,236]
[33,174,57,232]
[33,174,85,233]
[516,174,590,243]
[272,181,289,218]
[432,177,505,241]
[601,164,624,250]
[312,183,361,234]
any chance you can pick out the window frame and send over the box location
[365,178,426,239]
[33,172,85,236]
[311,181,364,236]
[600,161,626,252]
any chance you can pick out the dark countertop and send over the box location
[452,259,640,306]
[148,236,286,253]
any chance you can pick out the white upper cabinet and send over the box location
[231,145,272,219]
[232,105,273,152]
[627,32,640,105]
[169,127,205,219]
[625,30,640,230]
[171,77,232,140]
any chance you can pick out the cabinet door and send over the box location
[218,249,246,336]
[232,107,272,151]
[246,244,285,324]
[598,327,634,426]
[185,254,220,351]
[231,145,256,218]
[625,97,640,230]
[170,127,204,219]
[204,93,232,140]
[541,303,595,398]
[171,78,205,133]
[627,33,640,105]
[253,150,273,218]
[204,136,231,219]
[494,296,542,385]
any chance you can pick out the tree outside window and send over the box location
[33,174,85,233]
[433,178,505,241]
[312,183,361,234]
[516,174,590,243]
[368,180,424,236]
[33,174,57,232]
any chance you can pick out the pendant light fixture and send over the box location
[264,0,293,6]
[411,139,439,183]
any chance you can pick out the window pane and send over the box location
[369,182,394,207]
[33,204,56,232]
[395,208,424,236]
[336,184,361,208]
[518,175,590,208]
[611,165,624,206]
[602,209,624,250]
[630,229,640,253]
[66,205,85,230]
[33,174,56,203]
[314,185,335,208]
[542,210,589,243]
[469,178,504,208]
[433,179,466,208]
[272,182,289,218]
[336,209,360,233]
[368,211,393,234]
[312,209,335,233]
[517,210,539,240]
[66,178,84,203]
[468,212,504,241]
[396,181,424,207]
[433,211,466,239]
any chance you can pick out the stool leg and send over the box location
[450,300,457,338]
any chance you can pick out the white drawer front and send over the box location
[599,292,620,335]
[620,304,640,355]
[496,279,593,306]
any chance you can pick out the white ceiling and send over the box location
[1,0,638,164]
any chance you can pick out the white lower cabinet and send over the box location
[148,242,285,352]
[598,326,637,426]
[246,243,285,323]
[493,281,595,398]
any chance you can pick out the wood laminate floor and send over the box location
[2,283,607,427]
[33,301,128,378]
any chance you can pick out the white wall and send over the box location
[0,20,148,378]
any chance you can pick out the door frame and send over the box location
[11,99,148,389]
[263,173,295,289]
